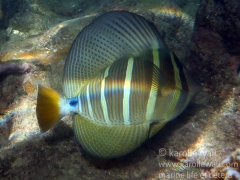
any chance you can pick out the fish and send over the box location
[36,10,202,158]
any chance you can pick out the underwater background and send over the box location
[0,0,240,179]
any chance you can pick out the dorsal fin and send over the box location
[62,11,168,98]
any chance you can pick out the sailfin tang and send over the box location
[36,84,62,132]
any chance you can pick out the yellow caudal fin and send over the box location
[36,84,62,132]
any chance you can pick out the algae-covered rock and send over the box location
[7,11,64,38]
[39,0,95,16]
[195,0,240,55]
[211,148,240,179]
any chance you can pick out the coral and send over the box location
[211,148,240,180]
[0,62,30,82]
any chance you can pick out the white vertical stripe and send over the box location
[101,66,111,124]
[123,58,134,124]
[146,50,159,120]
[86,84,94,119]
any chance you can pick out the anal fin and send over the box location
[148,121,168,138]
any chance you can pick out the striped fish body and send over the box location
[72,52,166,158]
[70,49,200,158]
[36,11,201,158]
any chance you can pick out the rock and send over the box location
[7,11,64,38]
[38,0,92,16]
[195,0,240,55]
[211,148,240,180]
[176,0,240,178]
[0,15,96,64]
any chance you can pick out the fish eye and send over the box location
[69,99,78,106]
